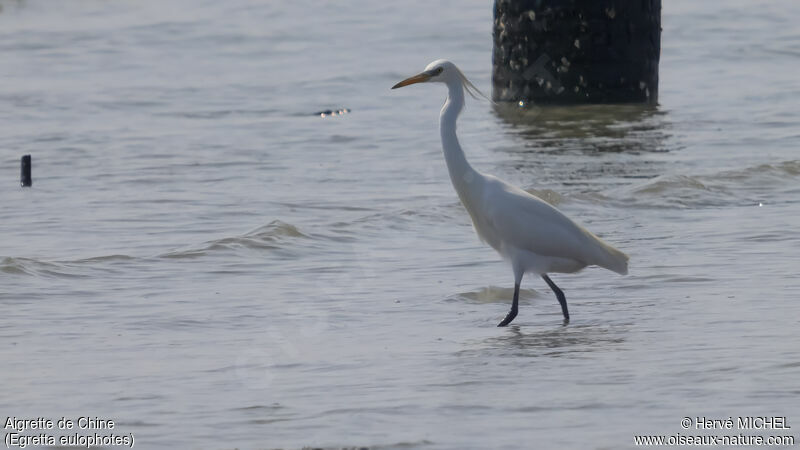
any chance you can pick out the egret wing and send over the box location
[482,177,601,263]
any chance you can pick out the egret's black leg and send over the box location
[542,274,569,323]
[497,282,520,327]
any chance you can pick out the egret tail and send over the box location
[588,235,629,275]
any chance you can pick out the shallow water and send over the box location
[1,0,799,449]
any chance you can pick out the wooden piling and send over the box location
[21,155,32,187]
[492,0,661,104]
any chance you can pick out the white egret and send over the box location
[392,60,628,326]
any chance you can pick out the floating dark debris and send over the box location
[316,108,351,118]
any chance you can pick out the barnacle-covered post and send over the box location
[492,0,661,104]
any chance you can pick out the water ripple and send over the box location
[617,160,800,208]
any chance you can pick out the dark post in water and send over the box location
[492,0,661,104]
[21,154,32,187]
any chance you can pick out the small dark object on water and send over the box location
[20,154,32,187]
[316,108,351,117]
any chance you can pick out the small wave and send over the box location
[0,253,141,278]
[1,257,68,277]
[242,220,308,239]
[617,160,800,208]
[717,160,800,179]
[0,257,88,278]
[2,221,320,275]
[634,174,708,194]
[229,403,285,412]
[71,254,137,263]
[625,174,734,208]
[160,220,309,259]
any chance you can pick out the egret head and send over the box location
[392,59,487,100]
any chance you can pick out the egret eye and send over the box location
[434,67,444,75]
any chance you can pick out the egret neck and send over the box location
[440,79,479,202]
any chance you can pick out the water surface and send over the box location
[1,1,799,449]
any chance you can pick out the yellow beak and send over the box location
[392,72,432,89]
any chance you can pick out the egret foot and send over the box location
[497,282,520,327]
[542,274,569,322]
[497,307,518,327]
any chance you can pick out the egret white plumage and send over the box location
[392,60,629,326]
